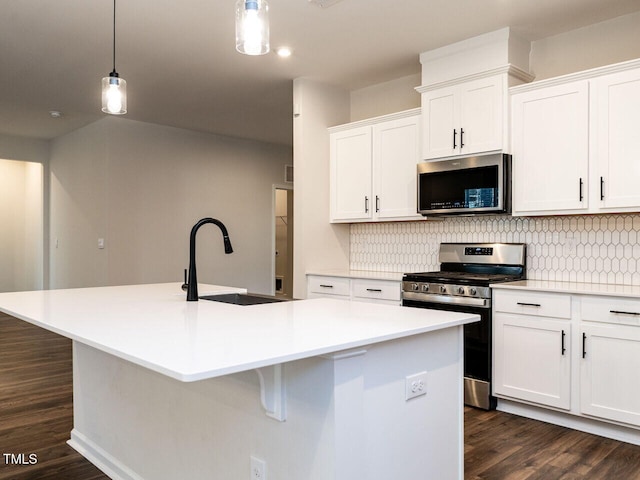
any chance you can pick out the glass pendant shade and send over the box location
[101,73,127,115]
[235,0,269,55]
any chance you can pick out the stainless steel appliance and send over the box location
[417,153,511,216]
[402,243,526,410]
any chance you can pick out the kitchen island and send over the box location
[0,283,478,480]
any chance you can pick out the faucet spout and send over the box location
[187,218,233,301]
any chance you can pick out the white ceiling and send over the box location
[2,0,640,146]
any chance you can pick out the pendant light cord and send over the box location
[111,0,117,74]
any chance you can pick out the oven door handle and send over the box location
[402,291,491,308]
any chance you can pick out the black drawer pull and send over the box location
[366,288,382,293]
[582,333,587,359]
[460,128,465,148]
[453,129,457,149]
[610,310,640,316]
[319,284,333,288]
[517,302,541,307]
[600,176,605,201]
[561,330,566,356]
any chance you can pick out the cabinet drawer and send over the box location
[308,276,350,297]
[352,279,401,302]
[494,290,571,319]
[581,296,640,327]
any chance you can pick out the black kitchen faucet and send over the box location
[185,217,233,301]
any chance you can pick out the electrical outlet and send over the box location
[250,456,267,480]
[405,371,428,400]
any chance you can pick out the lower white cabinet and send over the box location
[494,313,571,410]
[493,288,640,432]
[494,290,572,410]
[580,296,640,426]
[307,274,401,306]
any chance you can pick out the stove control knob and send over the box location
[469,288,477,296]
[422,284,430,292]
[412,283,419,292]
[440,285,447,294]
[457,287,465,295]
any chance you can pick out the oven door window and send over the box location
[419,165,499,212]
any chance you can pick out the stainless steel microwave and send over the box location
[417,153,511,216]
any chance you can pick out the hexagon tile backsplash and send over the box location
[350,214,640,285]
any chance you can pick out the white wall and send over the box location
[0,134,48,292]
[530,11,640,81]
[0,159,44,292]
[292,79,351,299]
[49,117,291,294]
[350,73,421,121]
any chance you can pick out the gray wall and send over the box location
[49,117,292,294]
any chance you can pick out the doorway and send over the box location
[0,159,44,292]
[274,186,293,298]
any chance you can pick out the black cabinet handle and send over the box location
[453,129,457,149]
[610,310,640,316]
[582,332,587,358]
[366,288,382,293]
[600,176,605,200]
[579,178,583,202]
[365,196,369,213]
[561,330,566,355]
[460,128,465,148]
[517,302,541,307]
[319,284,334,288]
[375,195,380,213]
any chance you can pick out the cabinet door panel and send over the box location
[330,127,373,221]
[494,313,571,409]
[512,81,589,214]
[581,324,640,427]
[594,69,640,210]
[459,76,503,155]
[374,116,421,220]
[422,88,457,159]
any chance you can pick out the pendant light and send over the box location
[235,0,270,55]
[101,0,127,115]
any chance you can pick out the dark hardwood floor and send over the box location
[2,311,640,479]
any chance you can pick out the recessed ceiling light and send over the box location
[276,47,292,58]
[49,110,63,118]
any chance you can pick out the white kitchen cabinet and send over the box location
[493,290,572,410]
[592,68,640,211]
[421,75,504,159]
[580,295,640,427]
[511,81,589,214]
[329,110,422,223]
[307,274,401,306]
[510,59,640,216]
[329,126,373,221]
[307,275,351,300]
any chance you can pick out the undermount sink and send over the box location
[200,293,290,306]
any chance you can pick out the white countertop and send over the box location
[307,269,405,282]
[491,280,640,298]
[0,283,477,382]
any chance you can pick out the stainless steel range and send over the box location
[402,243,526,410]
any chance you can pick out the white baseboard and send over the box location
[67,429,144,480]
[497,399,640,446]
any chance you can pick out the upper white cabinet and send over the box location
[592,68,640,211]
[511,81,589,214]
[421,75,505,159]
[329,110,422,223]
[511,59,640,216]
